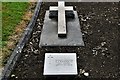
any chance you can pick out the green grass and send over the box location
[2,2,29,47]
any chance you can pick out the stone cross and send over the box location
[49,0,74,38]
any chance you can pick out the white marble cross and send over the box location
[49,0,74,37]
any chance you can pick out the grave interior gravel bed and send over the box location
[9,2,119,80]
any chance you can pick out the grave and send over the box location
[40,0,85,78]
[39,0,84,47]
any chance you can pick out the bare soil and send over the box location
[9,2,119,80]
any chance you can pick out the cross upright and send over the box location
[49,0,74,38]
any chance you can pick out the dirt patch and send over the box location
[10,2,119,80]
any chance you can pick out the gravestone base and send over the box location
[43,53,78,76]
[39,11,84,47]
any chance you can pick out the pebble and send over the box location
[92,50,98,55]
[11,74,15,77]
[31,47,34,52]
[38,22,41,25]
[38,25,41,28]
[106,18,109,21]
[25,54,28,57]
[83,31,88,34]
[101,42,106,46]
[102,53,105,56]
[109,21,111,23]
[15,76,18,79]
[92,49,96,52]
[82,33,85,36]
[37,19,40,22]
[86,16,90,20]
[79,69,85,74]
[16,51,19,53]
[84,72,89,76]
[34,50,39,54]
[30,42,33,45]
[98,30,100,32]
[36,31,41,33]
[77,48,80,50]
[81,18,87,22]
[101,48,108,52]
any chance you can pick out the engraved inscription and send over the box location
[55,59,73,66]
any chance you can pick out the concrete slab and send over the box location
[39,11,84,47]
[43,53,77,75]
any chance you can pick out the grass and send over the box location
[1,2,29,66]
[2,2,29,47]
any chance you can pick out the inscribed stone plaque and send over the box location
[39,11,84,47]
[43,53,77,75]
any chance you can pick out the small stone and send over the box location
[33,32,36,35]
[25,55,28,57]
[38,22,41,25]
[95,51,98,55]
[102,53,105,56]
[79,69,85,74]
[37,19,40,22]
[82,33,85,36]
[30,42,32,45]
[101,48,108,52]
[84,72,89,76]
[105,48,108,50]
[109,21,111,23]
[98,30,100,32]
[15,76,18,78]
[101,42,106,46]
[31,47,34,52]
[38,25,41,28]
[37,31,41,33]
[34,50,39,54]
[16,51,19,53]
[106,18,109,21]
[83,31,87,34]
[92,49,96,52]
[81,18,87,22]
[86,16,90,20]
[11,74,15,77]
